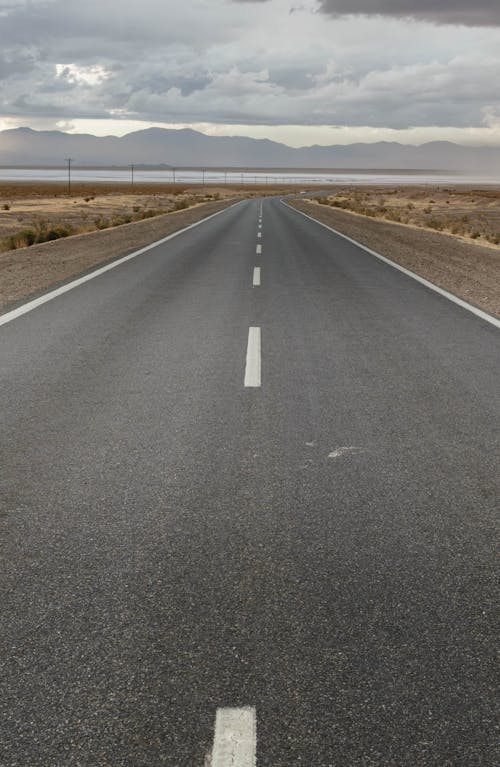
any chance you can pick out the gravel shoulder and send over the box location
[289,198,500,318]
[0,199,236,312]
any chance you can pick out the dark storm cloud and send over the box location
[316,1,500,27]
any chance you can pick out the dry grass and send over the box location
[0,181,302,252]
[312,186,500,249]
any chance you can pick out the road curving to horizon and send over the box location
[1,197,498,766]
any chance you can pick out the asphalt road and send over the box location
[1,197,498,766]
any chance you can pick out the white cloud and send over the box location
[55,63,113,86]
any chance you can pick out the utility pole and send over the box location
[130,163,135,189]
[172,167,176,184]
[65,158,73,196]
[202,168,206,187]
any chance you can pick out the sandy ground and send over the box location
[313,186,500,248]
[289,197,500,318]
[0,198,237,311]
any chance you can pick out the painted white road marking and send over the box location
[257,232,262,238]
[256,244,262,255]
[328,446,362,459]
[253,267,261,287]
[244,327,261,387]
[258,224,262,229]
[210,707,256,767]
[0,201,244,330]
[282,201,500,331]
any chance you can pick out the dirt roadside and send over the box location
[288,198,500,319]
[0,198,237,312]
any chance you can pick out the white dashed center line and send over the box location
[244,327,261,387]
[256,244,262,255]
[210,707,257,767]
[253,267,261,287]
[257,232,262,238]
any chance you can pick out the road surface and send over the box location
[1,197,498,766]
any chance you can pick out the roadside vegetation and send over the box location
[312,187,500,248]
[0,181,300,252]
[0,186,221,252]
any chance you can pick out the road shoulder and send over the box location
[0,198,237,313]
[287,197,500,319]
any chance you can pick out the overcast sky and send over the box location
[1,0,500,146]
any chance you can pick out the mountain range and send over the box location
[1,127,500,173]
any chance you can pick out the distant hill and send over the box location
[0,127,499,173]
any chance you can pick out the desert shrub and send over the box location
[39,225,74,242]
[6,229,37,249]
[133,205,141,212]
[110,214,133,226]
[173,199,189,210]
[4,222,77,249]
[2,203,10,210]
[94,216,110,229]
[470,231,481,239]
[316,196,329,205]
[386,210,401,222]
[423,206,433,214]
[427,218,444,230]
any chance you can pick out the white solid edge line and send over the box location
[256,244,262,255]
[244,327,261,387]
[253,267,261,287]
[0,200,244,329]
[281,200,500,330]
[210,707,256,767]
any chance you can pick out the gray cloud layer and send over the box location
[1,0,500,137]
[316,1,500,27]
